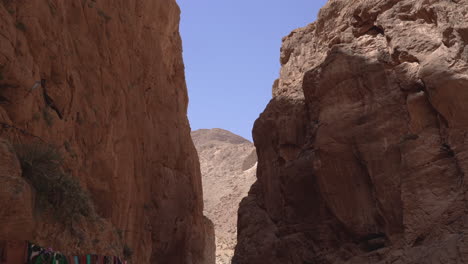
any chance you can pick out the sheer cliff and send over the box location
[0,0,213,263]
[234,0,468,263]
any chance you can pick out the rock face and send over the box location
[0,1,213,263]
[192,129,257,264]
[234,0,468,263]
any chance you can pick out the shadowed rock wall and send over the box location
[234,0,468,263]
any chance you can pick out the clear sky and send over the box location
[178,0,328,141]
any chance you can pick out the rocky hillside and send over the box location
[192,129,257,264]
[0,0,214,263]
[234,0,468,263]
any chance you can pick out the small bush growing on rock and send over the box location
[123,244,133,259]
[15,21,26,32]
[400,133,419,143]
[116,229,123,239]
[14,142,95,220]
[42,108,54,127]
[97,9,111,22]
[47,2,57,16]
[32,112,41,121]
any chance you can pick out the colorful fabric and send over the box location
[19,243,126,264]
[56,254,68,264]
[33,252,52,264]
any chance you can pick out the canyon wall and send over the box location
[192,128,257,264]
[0,0,213,263]
[234,0,468,263]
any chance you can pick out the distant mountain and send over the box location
[192,128,257,264]
[192,128,251,146]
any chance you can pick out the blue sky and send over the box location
[178,0,327,141]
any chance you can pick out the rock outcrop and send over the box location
[234,0,468,263]
[0,0,213,263]
[192,129,257,264]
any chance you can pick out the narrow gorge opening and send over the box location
[191,129,257,264]
[178,1,328,263]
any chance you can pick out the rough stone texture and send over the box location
[234,0,468,263]
[0,139,34,241]
[192,129,257,264]
[0,0,213,263]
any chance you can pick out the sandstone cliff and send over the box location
[0,0,213,263]
[192,129,257,264]
[234,0,468,263]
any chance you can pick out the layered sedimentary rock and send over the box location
[192,129,257,264]
[0,0,213,263]
[234,0,468,263]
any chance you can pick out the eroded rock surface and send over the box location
[192,129,257,264]
[234,0,468,263]
[0,1,213,263]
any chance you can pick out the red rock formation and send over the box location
[0,0,213,263]
[234,0,468,263]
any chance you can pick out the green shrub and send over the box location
[42,108,54,127]
[116,229,123,239]
[47,2,57,16]
[87,0,96,8]
[123,244,133,259]
[15,21,26,32]
[64,141,72,152]
[32,112,40,121]
[14,142,94,220]
[400,133,419,143]
[97,9,111,22]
